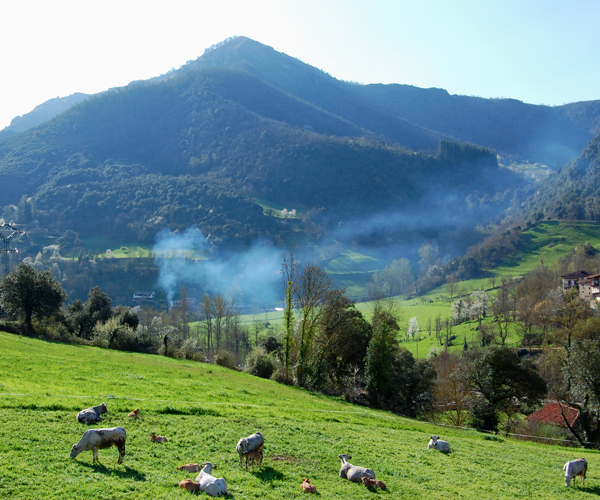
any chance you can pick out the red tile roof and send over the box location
[526,402,579,428]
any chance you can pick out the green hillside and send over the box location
[0,331,597,499]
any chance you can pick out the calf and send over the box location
[301,478,317,493]
[362,476,387,489]
[76,403,107,424]
[564,458,587,487]
[245,449,263,472]
[338,454,375,482]
[428,435,451,453]
[179,479,200,492]
[127,409,142,420]
[70,426,126,464]
[196,462,228,496]
[150,433,168,443]
[177,463,202,472]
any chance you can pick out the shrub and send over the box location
[180,338,206,361]
[261,336,282,357]
[245,347,276,379]
[470,398,499,432]
[214,351,237,370]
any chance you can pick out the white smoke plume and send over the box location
[153,227,284,305]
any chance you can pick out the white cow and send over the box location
[564,458,587,487]
[195,462,228,496]
[236,431,264,467]
[428,435,451,453]
[76,403,107,424]
[70,427,126,464]
[338,454,375,482]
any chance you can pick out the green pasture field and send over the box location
[1,331,599,499]
[77,237,154,259]
[495,221,600,277]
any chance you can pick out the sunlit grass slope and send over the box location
[0,331,599,499]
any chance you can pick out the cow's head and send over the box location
[201,462,216,473]
[99,403,107,414]
[70,444,80,459]
[430,435,439,441]
[565,475,571,487]
[338,454,352,462]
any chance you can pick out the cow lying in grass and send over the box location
[195,462,228,496]
[179,479,200,492]
[338,454,375,482]
[127,409,142,420]
[70,427,126,464]
[362,476,387,489]
[150,433,168,443]
[428,435,451,453]
[564,458,587,487]
[301,478,317,493]
[76,403,107,424]
[177,463,202,472]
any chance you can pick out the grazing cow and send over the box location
[362,476,387,489]
[150,433,168,443]
[70,426,126,464]
[564,458,587,487]
[428,435,451,453]
[177,463,202,472]
[195,462,228,496]
[76,403,107,424]
[236,431,264,467]
[245,449,263,472]
[338,454,376,482]
[127,409,142,420]
[301,478,317,493]
[179,479,201,492]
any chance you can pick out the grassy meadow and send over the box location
[1,331,599,499]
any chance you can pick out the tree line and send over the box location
[4,247,600,446]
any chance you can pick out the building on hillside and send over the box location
[525,402,579,429]
[133,291,155,301]
[170,298,197,311]
[577,273,600,308]
[561,270,591,291]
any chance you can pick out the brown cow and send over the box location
[127,409,142,420]
[177,463,202,473]
[361,476,386,489]
[301,478,317,493]
[179,479,200,492]
[150,433,168,443]
[245,449,263,472]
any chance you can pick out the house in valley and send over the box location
[561,270,591,291]
[526,402,579,429]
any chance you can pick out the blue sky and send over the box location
[1,0,598,129]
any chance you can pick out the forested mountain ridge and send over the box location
[0,48,521,249]
[164,37,600,167]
